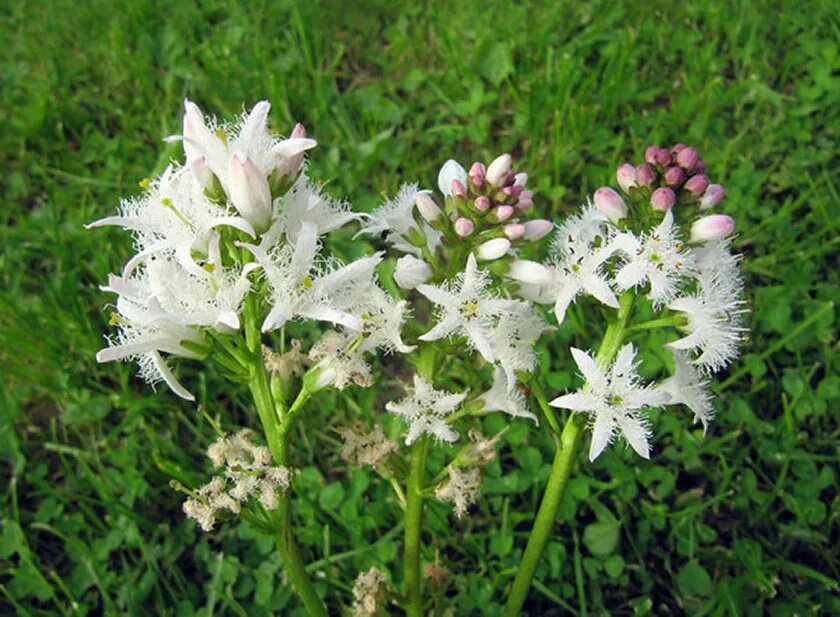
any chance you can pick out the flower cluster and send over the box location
[350,567,390,617]
[183,430,293,531]
[91,100,412,400]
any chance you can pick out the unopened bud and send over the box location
[655,148,673,166]
[700,184,726,209]
[616,163,636,192]
[502,184,523,198]
[593,187,627,223]
[671,143,687,156]
[514,172,528,187]
[451,179,467,199]
[645,145,660,165]
[684,174,709,195]
[475,238,511,260]
[690,214,735,242]
[486,153,513,187]
[635,163,655,186]
[438,159,467,197]
[469,162,486,188]
[474,196,491,212]
[394,255,432,289]
[508,259,553,284]
[415,191,442,222]
[503,223,525,239]
[650,187,676,211]
[516,198,533,212]
[290,123,307,139]
[522,219,553,240]
[229,154,272,230]
[454,217,475,237]
[693,160,707,174]
[494,205,515,222]
[664,166,686,187]
[676,147,699,170]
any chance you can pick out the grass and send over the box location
[1,0,838,614]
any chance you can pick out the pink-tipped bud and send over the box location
[502,184,523,198]
[486,153,513,187]
[522,219,553,240]
[507,260,553,284]
[474,196,491,212]
[476,238,511,261]
[451,179,467,199]
[504,223,526,239]
[635,163,655,186]
[655,148,673,166]
[645,145,660,165]
[700,184,726,209]
[494,205,515,222]
[469,162,486,188]
[438,159,467,196]
[616,163,636,192]
[676,147,699,170]
[415,191,442,222]
[290,123,307,139]
[690,214,735,243]
[516,198,533,212]
[664,166,686,187]
[671,143,687,156]
[693,160,707,174]
[454,217,475,237]
[684,174,709,195]
[514,172,528,187]
[650,187,676,211]
[593,187,627,223]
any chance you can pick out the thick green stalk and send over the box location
[404,436,429,617]
[502,293,634,615]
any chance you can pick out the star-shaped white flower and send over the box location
[355,183,442,256]
[479,367,537,423]
[657,349,714,433]
[549,344,669,461]
[611,210,695,306]
[488,302,552,384]
[386,375,466,445]
[417,254,518,362]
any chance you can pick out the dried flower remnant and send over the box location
[337,423,399,469]
[351,567,390,617]
[435,465,481,518]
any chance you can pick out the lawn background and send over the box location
[1,0,838,615]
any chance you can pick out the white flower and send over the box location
[488,302,552,383]
[239,222,382,332]
[309,331,372,390]
[271,174,361,243]
[386,375,465,445]
[417,254,518,362]
[393,255,432,289]
[512,206,618,324]
[549,345,669,461]
[356,183,442,256]
[658,350,714,433]
[350,285,415,354]
[611,210,695,306]
[667,267,746,373]
[479,368,537,423]
[437,159,467,196]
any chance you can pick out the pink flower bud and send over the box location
[475,238,511,260]
[522,219,553,240]
[451,179,467,199]
[469,162,486,188]
[650,187,676,211]
[616,163,636,192]
[504,223,526,239]
[516,198,533,212]
[593,187,627,223]
[635,163,655,186]
[693,160,707,174]
[290,123,307,139]
[645,145,660,165]
[676,147,699,170]
[690,214,735,242]
[494,205,515,222]
[671,143,687,156]
[415,191,442,222]
[474,196,491,212]
[684,174,709,195]
[486,153,513,187]
[700,184,726,209]
[507,260,553,284]
[664,166,686,187]
[655,148,673,166]
[502,184,523,198]
[454,217,475,237]
[514,172,528,187]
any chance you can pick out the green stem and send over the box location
[502,292,634,616]
[404,436,429,617]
